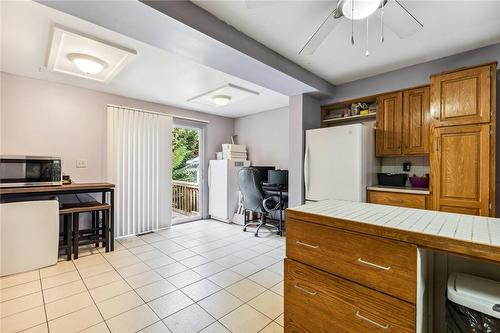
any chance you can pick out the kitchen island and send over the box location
[284,200,500,333]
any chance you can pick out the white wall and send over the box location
[234,107,289,169]
[0,73,235,183]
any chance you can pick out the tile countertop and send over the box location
[288,199,500,262]
[367,185,430,195]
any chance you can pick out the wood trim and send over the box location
[429,61,498,78]
[489,64,497,216]
[321,84,429,111]
[0,183,115,195]
[286,211,500,264]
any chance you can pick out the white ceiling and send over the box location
[0,1,288,118]
[193,0,500,85]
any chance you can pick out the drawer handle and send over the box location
[356,311,390,330]
[388,198,403,203]
[294,283,317,296]
[357,258,391,271]
[296,240,319,249]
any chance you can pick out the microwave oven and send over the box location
[0,156,62,187]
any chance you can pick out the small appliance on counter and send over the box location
[0,156,62,187]
[377,173,408,187]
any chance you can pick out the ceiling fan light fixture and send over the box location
[341,0,381,20]
[67,53,107,75]
[212,95,231,106]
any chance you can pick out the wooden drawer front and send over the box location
[368,190,426,209]
[284,259,415,333]
[286,219,416,303]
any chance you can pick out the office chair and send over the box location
[238,167,281,237]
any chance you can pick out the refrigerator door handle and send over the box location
[304,145,310,194]
[207,165,211,189]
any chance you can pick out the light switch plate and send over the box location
[76,159,87,168]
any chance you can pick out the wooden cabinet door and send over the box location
[376,92,403,156]
[431,65,492,126]
[431,124,491,216]
[403,86,430,154]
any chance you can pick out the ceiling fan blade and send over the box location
[245,1,284,9]
[299,9,341,55]
[378,0,423,38]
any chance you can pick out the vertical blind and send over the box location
[107,105,172,237]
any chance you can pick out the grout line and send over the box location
[72,251,112,333]
[12,220,284,333]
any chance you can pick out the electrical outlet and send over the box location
[403,161,411,172]
[76,159,87,168]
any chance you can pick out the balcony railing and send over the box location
[172,180,199,217]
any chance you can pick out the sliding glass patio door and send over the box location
[171,119,207,224]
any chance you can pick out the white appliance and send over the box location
[1,200,59,276]
[209,159,251,222]
[304,123,376,202]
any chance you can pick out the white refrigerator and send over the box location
[209,159,251,222]
[304,123,377,202]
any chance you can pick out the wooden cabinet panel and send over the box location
[403,86,430,154]
[431,65,492,126]
[376,92,403,156]
[431,124,491,216]
[284,259,415,333]
[286,218,417,303]
[367,191,427,209]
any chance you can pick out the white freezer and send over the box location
[208,159,251,222]
[304,123,376,202]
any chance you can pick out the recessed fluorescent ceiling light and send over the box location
[47,26,136,82]
[188,84,259,107]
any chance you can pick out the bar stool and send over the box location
[58,211,73,261]
[60,203,111,260]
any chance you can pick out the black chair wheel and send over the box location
[243,227,246,232]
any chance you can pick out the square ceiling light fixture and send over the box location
[47,26,136,82]
[187,84,260,107]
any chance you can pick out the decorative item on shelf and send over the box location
[351,102,369,116]
[409,174,429,188]
[368,103,377,113]
[343,107,350,118]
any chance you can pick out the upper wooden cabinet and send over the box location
[430,64,493,127]
[403,87,431,155]
[376,92,403,156]
[376,87,430,156]
[431,124,491,216]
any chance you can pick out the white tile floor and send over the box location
[0,220,285,333]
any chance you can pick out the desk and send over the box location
[0,183,115,250]
[262,184,288,236]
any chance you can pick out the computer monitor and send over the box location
[268,169,288,187]
[252,166,275,183]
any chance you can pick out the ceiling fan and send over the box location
[300,0,423,55]
[245,0,423,56]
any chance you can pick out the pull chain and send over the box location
[365,17,369,56]
[380,0,385,43]
[351,0,355,45]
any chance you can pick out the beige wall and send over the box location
[0,72,234,183]
[234,107,289,169]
